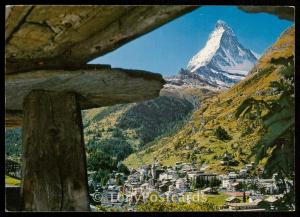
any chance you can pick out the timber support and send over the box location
[21,90,90,211]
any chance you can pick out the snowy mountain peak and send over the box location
[186,20,258,89]
[215,20,235,36]
[216,20,230,30]
[187,23,225,72]
[187,20,238,73]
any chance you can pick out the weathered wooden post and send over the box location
[21,91,89,211]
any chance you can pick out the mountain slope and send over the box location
[124,25,294,173]
[164,68,221,91]
[83,89,215,182]
[83,94,195,154]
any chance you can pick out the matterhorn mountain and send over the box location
[165,20,259,90]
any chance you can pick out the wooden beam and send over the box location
[21,90,89,211]
[5,5,34,42]
[6,67,165,113]
[5,6,197,73]
[68,6,198,64]
[238,6,294,21]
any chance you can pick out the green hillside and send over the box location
[124,26,295,174]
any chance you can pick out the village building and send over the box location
[262,194,284,210]
[231,182,241,191]
[198,164,209,173]
[175,178,187,191]
[227,202,263,211]
[180,163,194,172]
[221,178,231,190]
[127,191,143,206]
[249,195,264,203]
[225,196,241,204]
[239,169,248,177]
[187,171,199,181]
[127,172,140,183]
[174,162,183,170]
[139,168,147,183]
[5,159,21,179]
[101,185,122,207]
[197,172,218,182]
[107,177,117,186]
[201,187,215,195]
[228,172,238,179]
[159,171,178,181]
[245,164,253,170]
[256,179,278,194]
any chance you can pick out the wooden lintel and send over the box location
[6,68,165,111]
[5,67,165,128]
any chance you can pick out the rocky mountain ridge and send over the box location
[165,20,258,90]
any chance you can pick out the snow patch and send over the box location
[250,50,261,59]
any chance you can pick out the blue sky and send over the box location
[89,6,293,76]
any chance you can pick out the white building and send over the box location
[239,169,248,177]
[222,178,231,189]
[101,186,122,206]
[139,168,146,183]
[187,171,198,181]
[264,183,278,194]
[249,195,264,203]
[127,172,140,183]
[159,171,178,181]
[175,178,186,191]
[257,179,278,194]
[222,178,238,191]
[180,163,193,172]
[245,164,253,170]
[201,187,213,195]
[228,172,238,179]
